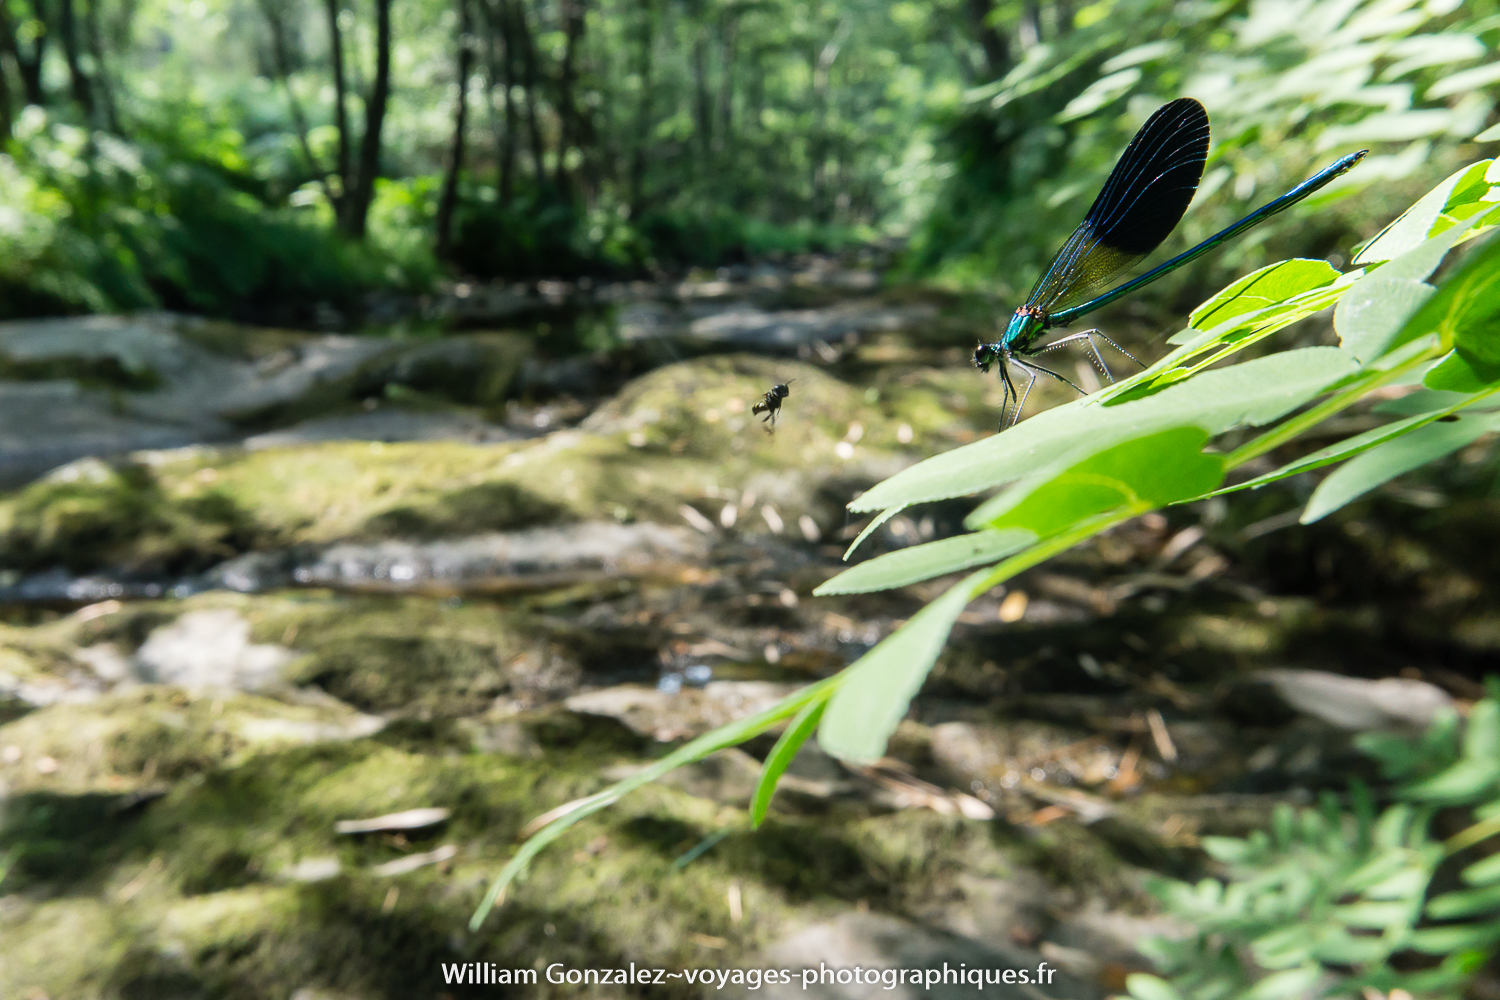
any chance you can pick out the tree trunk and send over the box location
[57,0,93,118]
[512,0,545,187]
[436,0,473,258]
[259,0,328,195]
[0,33,11,139]
[1054,0,1073,36]
[5,0,47,107]
[965,0,1011,79]
[627,0,653,216]
[552,0,585,195]
[1019,1,1042,49]
[484,0,516,204]
[716,12,736,155]
[84,0,119,130]
[692,30,711,156]
[344,0,392,238]
[324,0,352,222]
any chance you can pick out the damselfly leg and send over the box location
[1033,329,1144,384]
[997,356,1088,429]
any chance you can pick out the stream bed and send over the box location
[2,260,1497,999]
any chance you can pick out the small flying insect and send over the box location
[975,97,1367,429]
[751,379,795,431]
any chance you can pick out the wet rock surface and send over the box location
[2,264,1499,998]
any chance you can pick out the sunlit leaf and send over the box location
[1334,275,1435,362]
[1462,851,1500,886]
[1425,883,1500,920]
[1317,109,1454,150]
[1163,274,1356,359]
[1124,974,1184,1000]
[750,696,827,828]
[1376,388,1500,417]
[842,504,905,561]
[1056,68,1143,122]
[1302,413,1500,522]
[1188,258,1341,332]
[470,675,841,928]
[1409,922,1500,953]
[1243,963,1323,999]
[968,426,1224,529]
[852,349,1357,513]
[818,570,984,762]
[1215,411,1436,495]
[1381,33,1487,79]
[1100,40,1177,72]
[815,527,1035,595]
[1354,160,1494,265]
[1428,61,1500,98]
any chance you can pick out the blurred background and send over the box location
[1,0,1499,995]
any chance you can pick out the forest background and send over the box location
[0,0,1495,326]
[3,0,1500,994]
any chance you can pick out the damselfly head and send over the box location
[973,344,996,373]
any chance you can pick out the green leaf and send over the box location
[1243,963,1323,1000]
[1382,33,1487,79]
[1418,236,1500,367]
[1375,387,1500,415]
[1167,272,1356,351]
[1463,699,1500,760]
[1301,414,1498,523]
[1424,350,1500,391]
[1317,109,1456,150]
[851,348,1357,513]
[1409,921,1500,953]
[818,570,984,762]
[1404,757,1500,803]
[1124,974,1185,1000]
[1055,67,1142,122]
[1202,836,1254,863]
[470,675,842,929]
[1333,900,1418,929]
[750,696,827,828]
[1334,276,1436,363]
[968,427,1224,530]
[842,504,905,561]
[1429,61,1500,98]
[1313,929,1399,963]
[815,527,1035,595]
[1425,882,1500,920]
[1188,258,1342,332]
[1463,851,1500,886]
[1354,161,1495,265]
[1215,412,1438,496]
[1375,220,1481,282]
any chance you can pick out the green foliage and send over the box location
[915,0,1500,300]
[750,698,827,828]
[474,161,1500,965]
[1124,688,1500,1000]
[0,112,429,322]
[818,568,987,762]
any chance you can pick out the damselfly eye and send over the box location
[973,346,993,372]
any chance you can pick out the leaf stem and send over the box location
[1445,814,1500,855]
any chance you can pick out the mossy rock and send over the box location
[1,354,995,576]
[0,687,383,795]
[0,457,260,574]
